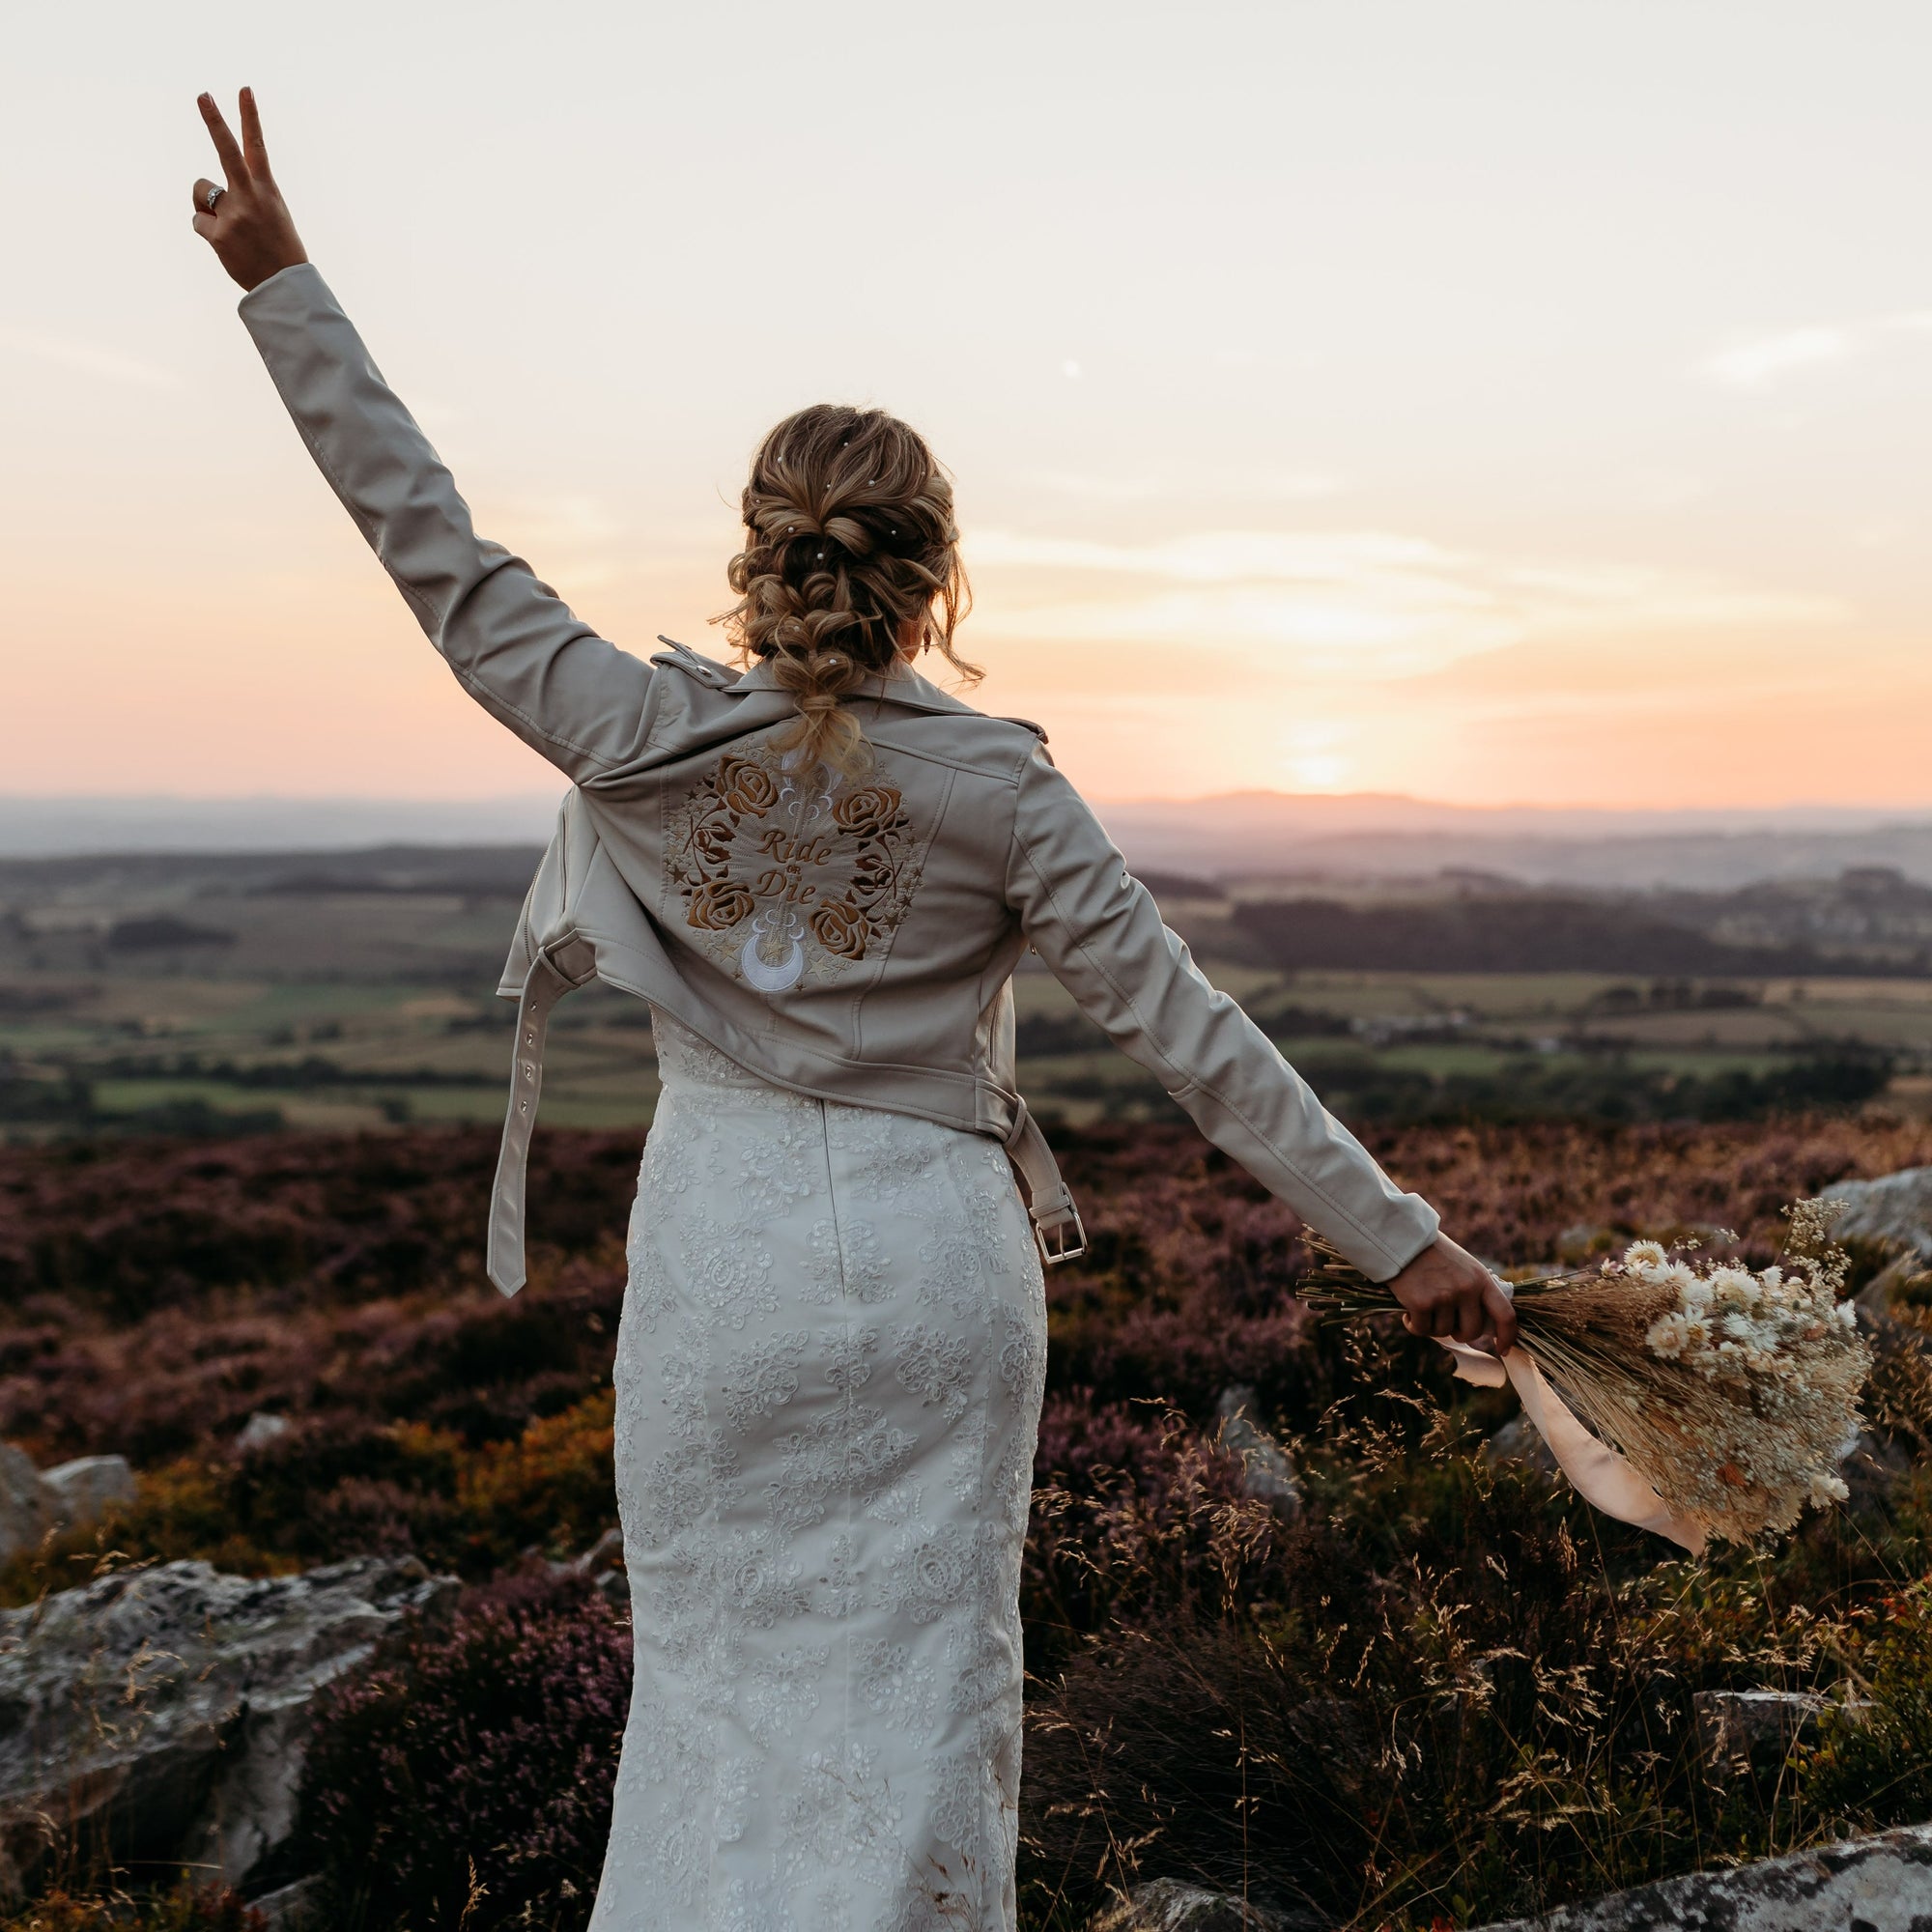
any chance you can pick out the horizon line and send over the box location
[6,789,1932,818]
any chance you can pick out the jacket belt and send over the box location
[1003,1100,1088,1265]
[486,951,1089,1297]
[486,950,579,1296]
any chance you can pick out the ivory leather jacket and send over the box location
[238,264,1440,1294]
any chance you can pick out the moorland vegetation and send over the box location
[4,1110,1932,1929]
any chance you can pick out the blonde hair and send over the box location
[715,403,977,774]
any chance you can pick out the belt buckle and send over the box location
[1035,1203,1088,1266]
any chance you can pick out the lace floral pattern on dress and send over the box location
[590,1008,1047,1932]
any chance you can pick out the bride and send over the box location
[190,89,1515,1932]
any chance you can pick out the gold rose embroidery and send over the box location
[810,898,872,959]
[688,880,757,931]
[666,743,923,993]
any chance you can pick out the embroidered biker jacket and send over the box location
[238,263,1441,1294]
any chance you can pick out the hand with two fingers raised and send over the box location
[190,88,307,293]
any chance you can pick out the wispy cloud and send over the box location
[471,494,627,587]
[3,329,182,391]
[968,526,1843,680]
[1022,468,1345,505]
[1704,311,1932,389]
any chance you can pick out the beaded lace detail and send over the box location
[592,1005,1047,1931]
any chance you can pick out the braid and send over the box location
[717,404,977,774]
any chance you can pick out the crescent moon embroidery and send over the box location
[740,930,806,992]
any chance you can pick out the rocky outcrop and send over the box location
[1087,1877,1306,1931]
[0,1553,458,1901]
[233,1412,294,1457]
[1693,1689,1833,1767]
[1472,1820,1932,1930]
[40,1455,136,1528]
[1825,1166,1932,1262]
[1094,1825,1932,1932]
[0,1446,50,1566]
[1215,1387,1303,1519]
[562,1523,630,1605]
[0,1443,135,1564]
[1484,1412,1558,1475]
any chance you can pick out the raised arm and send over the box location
[189,90,655,781]
[1007,747,1515,1348]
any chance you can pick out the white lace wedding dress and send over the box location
[588,1011,1049,1932]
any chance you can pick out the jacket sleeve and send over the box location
[237,263,652,780]
[1006,746,1439,1280]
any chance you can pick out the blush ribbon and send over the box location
[1437,1334,1707,1556]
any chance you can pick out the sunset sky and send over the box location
[8,1,1932,812]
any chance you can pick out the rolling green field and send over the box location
[5,868,1930,1140]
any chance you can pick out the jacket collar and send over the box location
[723,651,982,720]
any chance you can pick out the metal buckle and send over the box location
[1035,1204,1088,1266]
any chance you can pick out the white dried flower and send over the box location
[1711,1267,1762,1310]
[1646,1311,1690,1359]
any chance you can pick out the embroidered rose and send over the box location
[667,747,923,988]
[689,880,755,930]
[834,785,900,837]
[718,754,780,814]
[810,898,872,959]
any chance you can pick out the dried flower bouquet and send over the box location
[1304,1198,1872,1550]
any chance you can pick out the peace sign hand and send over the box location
[191,88,307,293]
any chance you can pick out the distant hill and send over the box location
[0,843,547,899]
[1093,795,1932,892]
[8,791,1932,896]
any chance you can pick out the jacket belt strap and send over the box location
[487,951,576,1296]
[487,955,1090,1293]
[1004,1100,1088,1265]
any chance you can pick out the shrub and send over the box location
[0,1884,262,1931]
[0,1395,616,1606]
[454,1389,616,1568]
[1019,1366,1932,1932]
[294,1568,631,1932]
[1806,1579,1932,1830]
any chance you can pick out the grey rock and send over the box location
[0,1552,459,1901]
[1555,1224,1617,1265]
[1471,1818,1932,1930]
[1693,1690,1829,1766]
[41,1454,136,1531]
[1087,1876,1302,1932]
[1840,1429,1912,1510]
[1215,1388,1303,1520]
[0,1444,50,1566]
[249,1873,327,1929]
[1484,1413,1558,1475]
[235,1412,294,1456]
[1824,1165,1932,1262]
[569,1523,630,1606]
[1693,1689,1870,1775]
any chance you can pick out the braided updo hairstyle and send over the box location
[715,403,978,775]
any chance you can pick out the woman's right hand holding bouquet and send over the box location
[1387,1232,1520,1353]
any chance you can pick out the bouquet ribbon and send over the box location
[1436,1336,1707,1556]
